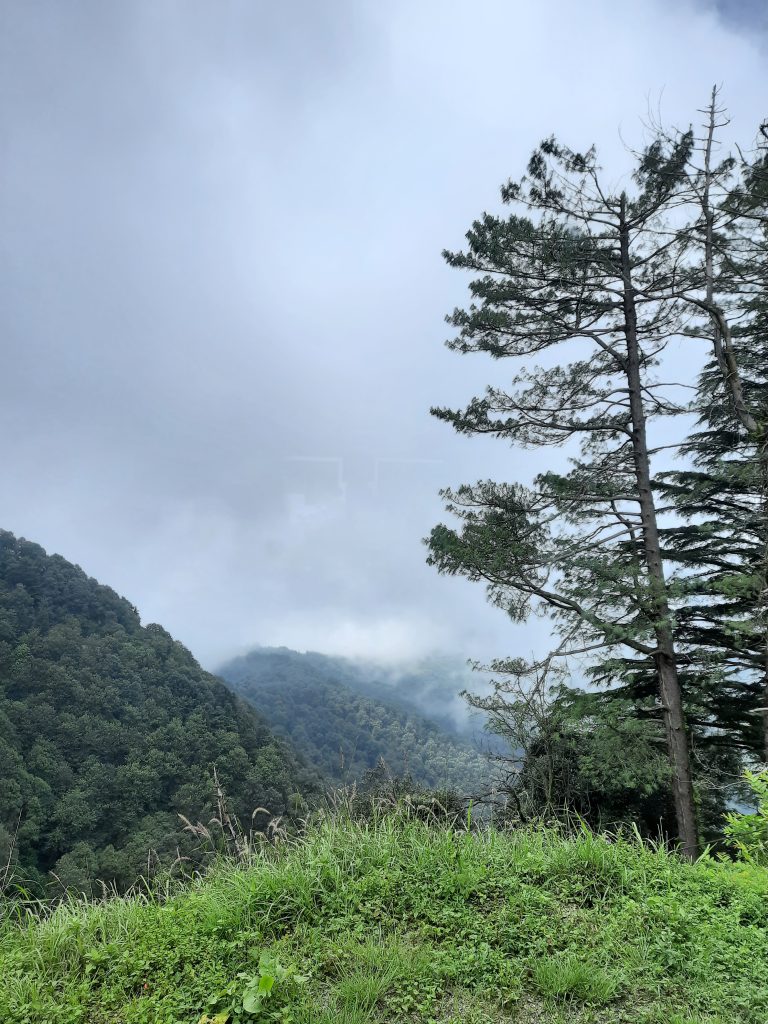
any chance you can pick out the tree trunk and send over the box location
[619,195,700,858]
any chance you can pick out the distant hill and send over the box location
[219,647,497,795]
[0,531,316,892]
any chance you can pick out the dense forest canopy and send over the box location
[220,647,494,795]
[0,531,316,892]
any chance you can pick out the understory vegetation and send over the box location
[3,813,768,1024]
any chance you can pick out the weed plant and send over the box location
[2,811,767,1023]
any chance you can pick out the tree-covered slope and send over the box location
[0,531,316,891]
[219,648,495,795]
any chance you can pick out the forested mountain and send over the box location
[219,647,496,794]
[227,647,493,734]
[0,532,316,892]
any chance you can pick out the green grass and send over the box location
[533,954,619,1003]
[2,815,767,1023]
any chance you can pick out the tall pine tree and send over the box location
[655,103,768,761]
[427,132,703,855]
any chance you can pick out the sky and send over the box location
[1,0,766,670]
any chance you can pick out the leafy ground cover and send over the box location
[2,815,767,1023]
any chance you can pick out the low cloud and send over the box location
[1,0,765,669]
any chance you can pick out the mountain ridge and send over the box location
[219,646,497,795]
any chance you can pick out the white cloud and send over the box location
[1,0,765,668]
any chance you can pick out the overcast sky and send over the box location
[1,0,766,670]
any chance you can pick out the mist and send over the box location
[1,0,766,670]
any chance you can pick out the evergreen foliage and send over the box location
[427,130,705,853]
[427,98,768,854]
[587,100,768,772]
[0,531,316,893]
[654,135,768,760]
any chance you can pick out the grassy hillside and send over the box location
[3,816,767,1023]
[0,532,317,892]
[220,648,495,795]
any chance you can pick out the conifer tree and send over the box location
[698,119,768,758]
[655,354,767,759]
[427,132,704,855]
[654,105,768,760]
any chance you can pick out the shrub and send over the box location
[722,770,768,865]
